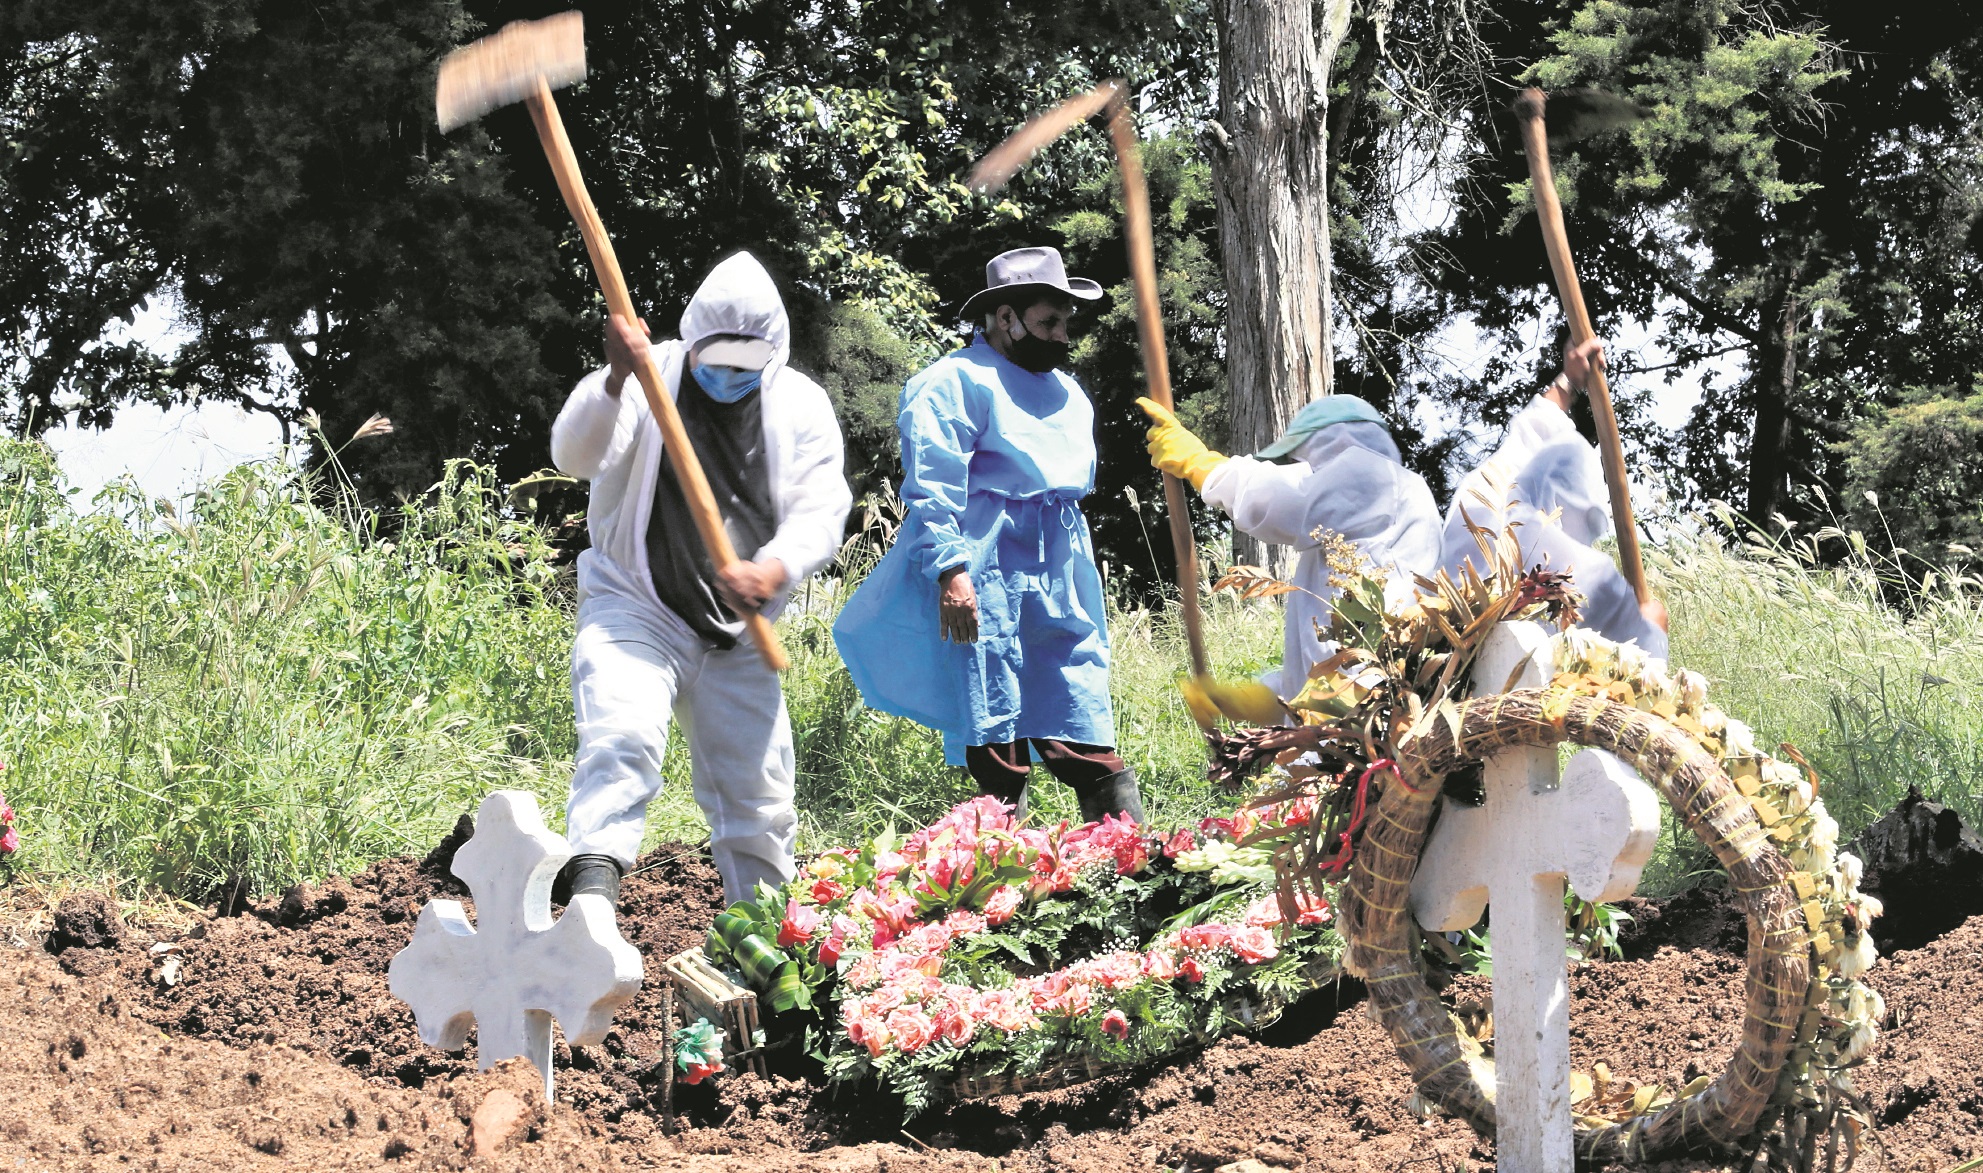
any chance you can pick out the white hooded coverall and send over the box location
[1200,422,1444,698]
[1440,395,1667,660]
[550,253,852,903]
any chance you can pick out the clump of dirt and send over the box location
[4,826,1981,1171]
[1848,786,1983,953]
[47,890,123,953]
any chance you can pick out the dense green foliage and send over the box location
[1399,0,1983,525]
[10,0,1983,579]
[1837,384,1983,575]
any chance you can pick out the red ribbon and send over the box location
[1318,758,1400,877]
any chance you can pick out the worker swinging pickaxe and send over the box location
[436,12,789,672]
[970,83,1283,732]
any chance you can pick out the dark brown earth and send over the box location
[4,836,1979,1172]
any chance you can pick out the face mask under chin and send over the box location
[1004,325,1069,374]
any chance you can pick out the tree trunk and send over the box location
[1208,0,1351,575]
[1746,279,1801,527]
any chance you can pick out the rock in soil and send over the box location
[3,831,1980,1170]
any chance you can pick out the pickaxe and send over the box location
[970,83,1279,729]
[1513,87,1651,606]
[437,12,788,670]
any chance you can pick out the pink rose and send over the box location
[1245,896,1284,929]
[866,985,904,1016]
[1141,951,1177,981]
[983,885,1025,925]
[886,1007,935,1054]
[1094,951,1143,990]
[1162,828,1195,858]
[939,1010,975,1047]
[845,954,881,989]
[1101,1009,1130,1040]
[1230,925,1279,965]
[1296,893,1333,926]
[854,1015,892,1057]
[944,909,989,937]
[1180,957,1205,983]
[1180,923,1232,953]
[778,898,820,948]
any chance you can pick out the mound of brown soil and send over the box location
[4,839,1979,1171]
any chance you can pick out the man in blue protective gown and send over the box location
[834,247,1144,825]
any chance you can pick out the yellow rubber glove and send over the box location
[1179,673,1288,731]
[1137,396,1226,491]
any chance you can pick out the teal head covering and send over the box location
[1255,395,1386,460]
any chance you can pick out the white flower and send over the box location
[1723,719,1758,760]
[1807,804,1839,855]
[1856,892,1884,921]
[1837,931,1877,979]
[1837,851,1865,891]
[1674,670,1709,713]
[1615,641,1651,682]
[1837,1021,1876,1066]
[1635,668,1676,712]
[1761,759,1802,792]
[1699,707,1728,737]
[1551,627,1602,674]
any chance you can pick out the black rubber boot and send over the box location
[1074,768,1145,826]
[561,853,624,909]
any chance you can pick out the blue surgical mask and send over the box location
[692,364,763,403]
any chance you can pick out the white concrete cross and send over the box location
[388,790,643,1101]
[1411,622,1660,1172]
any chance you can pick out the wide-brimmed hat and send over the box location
[1255,395,1387,460]
[957,246,1103,322]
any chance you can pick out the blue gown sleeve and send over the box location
[898,368,982,580]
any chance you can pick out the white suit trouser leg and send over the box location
[565,591,797,906]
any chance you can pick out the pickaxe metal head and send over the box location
[967,80,1122,194]
[1512,86,1647,148]
[436,11,587,133]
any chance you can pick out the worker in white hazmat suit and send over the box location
[550,252,852,908]
[1138,394,1444,699]
[1441,338,1668,658]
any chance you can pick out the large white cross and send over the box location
[1410,622,1660,1172]
[388,790,644,1101]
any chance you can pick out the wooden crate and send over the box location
[661,947,768,1077]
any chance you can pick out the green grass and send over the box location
[1650,508,1983,880]
[3,437,1979,902]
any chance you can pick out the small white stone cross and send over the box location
[388,791,643,1101]
[1411,622,1660,1172]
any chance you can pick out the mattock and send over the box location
[436,12,789,671]
[1409,622,1660,1172]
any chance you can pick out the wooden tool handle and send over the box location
[1108,91,1208,678]
[1516,88,1650,606]
[526,79,788,671]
